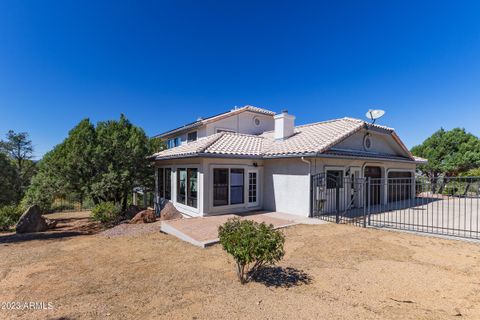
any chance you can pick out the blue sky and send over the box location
[1,1,480,158]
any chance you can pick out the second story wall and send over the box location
[205,111,274,136]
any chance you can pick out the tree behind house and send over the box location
[23,114,154,212]
[411,128,480,178]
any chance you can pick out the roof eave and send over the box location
[316,152,418,164]
[154,122,203,139]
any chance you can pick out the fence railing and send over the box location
[311,174,480,240]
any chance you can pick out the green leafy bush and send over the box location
[90,202,121,225]
[0,205,23,231]
[218,218,285,284]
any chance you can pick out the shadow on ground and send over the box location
[0,214,103,244]
[251,266,313,288]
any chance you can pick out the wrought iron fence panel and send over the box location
[311,174,480,240]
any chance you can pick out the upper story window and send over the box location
[187,131,197,142]
[167,137,181,149]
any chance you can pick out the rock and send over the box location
[130,209,156,224]
[15,205,48,233]
[45,218,58,229]
[160,201,183,221]
[123,205,141,219]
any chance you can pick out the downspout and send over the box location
[301,156,312,217]
[301,156,311,173]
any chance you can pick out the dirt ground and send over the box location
[1,211,480,320]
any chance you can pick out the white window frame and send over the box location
[176,167,199,209]
[212,167,245,207]
[208,164,262,213]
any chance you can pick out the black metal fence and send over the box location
[311,174,480,240]
[48,196,95,213]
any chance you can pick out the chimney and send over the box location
[274,109,295,140]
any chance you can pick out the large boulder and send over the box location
[130,209,156,224]
[15,205,48,233]
[160,201,183,221]
[123,205,141,220]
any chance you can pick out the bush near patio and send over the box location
[218,218,285,284]
[0,205,23,231]
[90,202,121,225]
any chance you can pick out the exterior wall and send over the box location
[263,158,311,217]
[205,111,274,136]
[155,157,264,217]
[334,129,409,156]
[155,155,417,218]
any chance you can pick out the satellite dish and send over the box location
[365,109,385,124]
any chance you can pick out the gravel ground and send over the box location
[1,211,480,319]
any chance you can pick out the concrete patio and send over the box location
[160,211,325,248]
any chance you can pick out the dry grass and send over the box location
[1,211,480,319]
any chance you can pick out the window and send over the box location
[187,131,197,142]
[326,170,343,189]
[157,168,164,198]
[248,172,257,203]
[213,168,229,206]
[174,168,198,208]
[177,168,187,204]
[230,169,244,204]
[165,168,172,200]
[167,137,181,149]
[363,134,372,150]
[187,168,198,208]
[213,168,246,206]
[253,117,261,126]
[157,168,172,200]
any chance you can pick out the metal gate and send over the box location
[311,173,368,227]
[311,174,480,240]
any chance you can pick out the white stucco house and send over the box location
[150,105,425,218]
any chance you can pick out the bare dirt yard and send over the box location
[1,211,480,320]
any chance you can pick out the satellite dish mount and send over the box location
[365,109,385,124]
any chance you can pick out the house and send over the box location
[150,105,425,218]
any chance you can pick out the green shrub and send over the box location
[0,205,23,231]
[90,202,121,224]
[218,218,285,284]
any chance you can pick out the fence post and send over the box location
[363,178,367,228]
[335,176,340,223]
[367,177,371,226]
